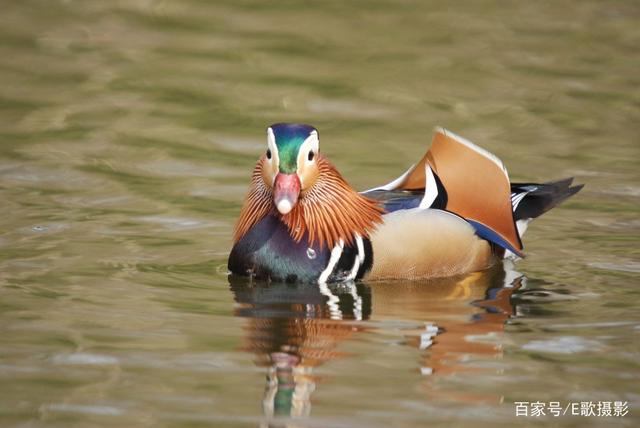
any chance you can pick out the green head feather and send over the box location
[270,123,318,173]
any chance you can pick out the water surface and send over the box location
[1,1,639,427]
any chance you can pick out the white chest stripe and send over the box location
[419,165,438,209]
[346,234,365,281]
[318,239,344,285]
[355,234,365,263]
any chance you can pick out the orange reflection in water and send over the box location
[370,266,522,404]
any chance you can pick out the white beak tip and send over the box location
[276,199,293,215]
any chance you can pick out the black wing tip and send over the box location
[546,177,575,188]
[512,177,584,220]
[568,182,585,195]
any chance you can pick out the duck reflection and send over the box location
[229,279,371,420]
[370,263,522,381]
[228,262,523,421]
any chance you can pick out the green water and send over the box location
[1,1,639,427]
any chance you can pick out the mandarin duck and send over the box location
[228,123,582,284]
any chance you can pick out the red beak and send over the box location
[273,173,301,215]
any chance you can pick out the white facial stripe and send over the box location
[266,127,280,185]
[296,131,319,186]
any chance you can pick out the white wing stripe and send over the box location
[511,192,529,211]
[419,165,438,209]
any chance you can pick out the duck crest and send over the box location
[233,155,384,249]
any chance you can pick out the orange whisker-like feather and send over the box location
[282,156,384,249]
[233,164,274,243]
[233,156,384,249]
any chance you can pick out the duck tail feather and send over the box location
[511,178,584,221]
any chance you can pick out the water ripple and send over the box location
[522,336,604,354]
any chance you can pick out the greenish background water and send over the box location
[1,1,638,427]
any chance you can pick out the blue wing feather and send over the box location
[466,220,524,257]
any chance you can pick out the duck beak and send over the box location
[273,173,301,215]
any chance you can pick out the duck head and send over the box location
[233,123,383,249]
[262,123,319,215]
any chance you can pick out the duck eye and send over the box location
[307,150,315,161]
[266,149,272,160]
